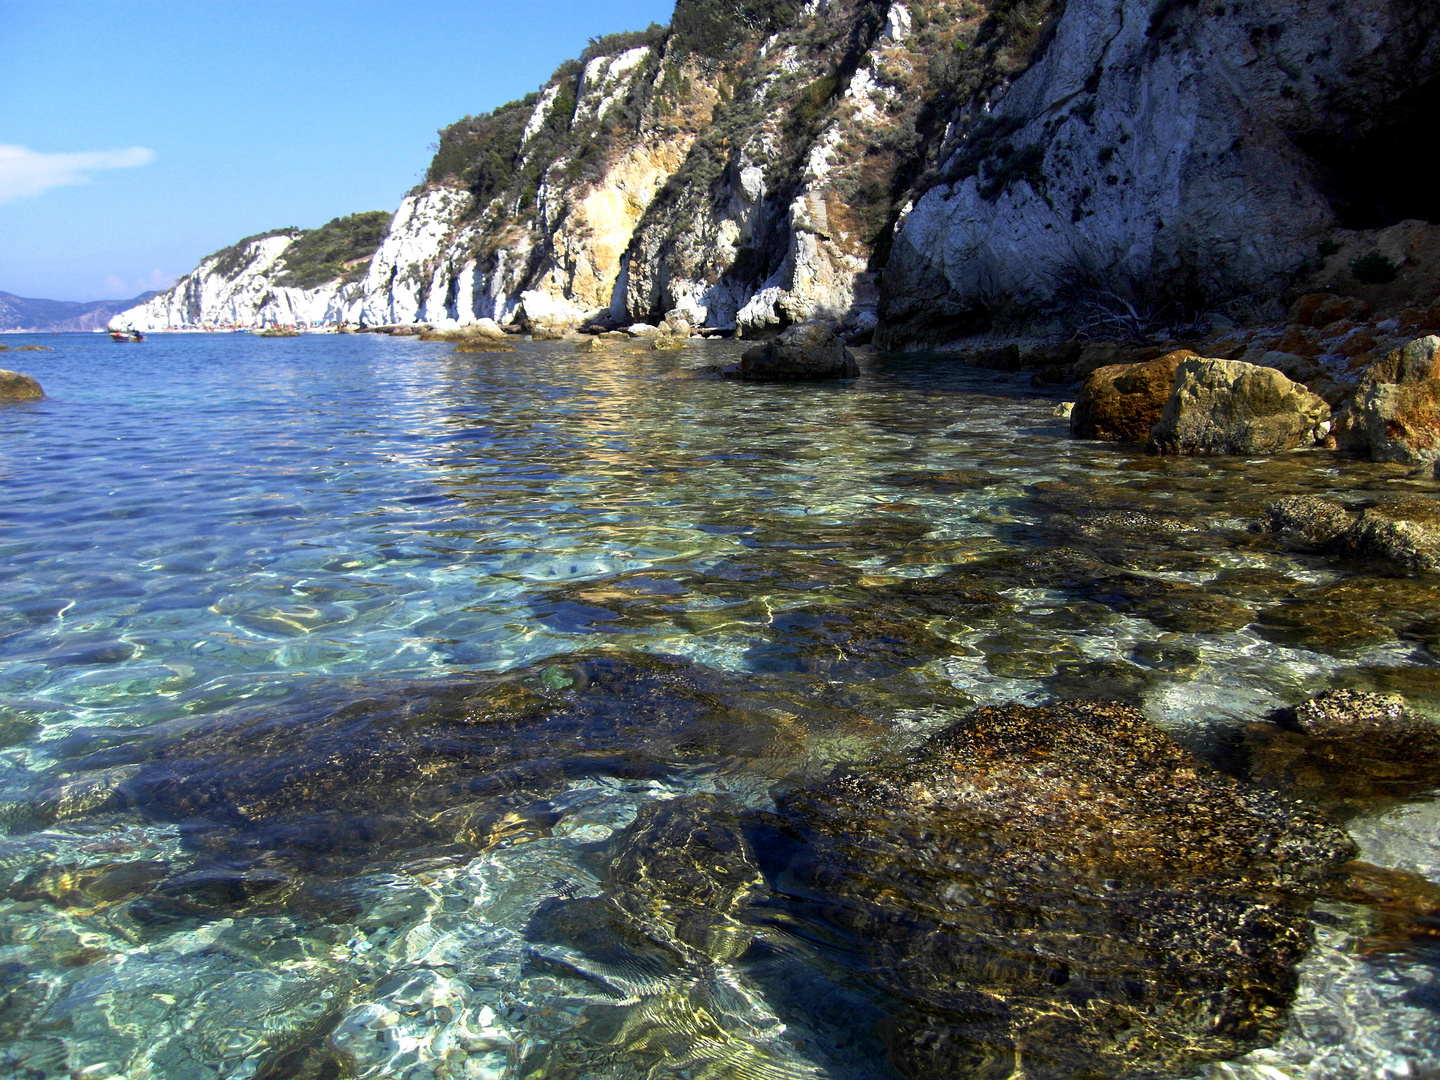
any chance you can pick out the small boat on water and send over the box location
[109,330,145,342]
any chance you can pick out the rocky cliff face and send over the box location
[879,0,1440,345]
[118,0,1437,342]
[120,213,391,331]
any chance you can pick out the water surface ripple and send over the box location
[1,333,1438,1080]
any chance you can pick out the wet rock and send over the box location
[1248,690,1440,817]
[604,794,760,964]
[737,323,858,381]
[650,334,686,351]
[1348,497,1440,571]
[0,369,44,401]
[452,339,516,353]
[575,337,608,353]
[1254,601,1396,653]
[1150,358,1331,456]
[1261,495,1355,549]
[776,700,1354,1080]
[1338,336,1440,465]
[1289,294,1370,329]
[1261,494,1440,572]
[1070,349,1192,442]
[1094,574,1255,634]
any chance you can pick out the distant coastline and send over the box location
[0,289,159,334]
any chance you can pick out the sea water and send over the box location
[1,332,1437,1079]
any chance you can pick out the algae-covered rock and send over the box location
[1248,689,1440,817]
[452,339,516,354]
[1150,358,1331,455]
[1262,494,1355,549]
[737,323,857,381]
[1070,349,1192,442]
[773,699,1354,1080]
[1349,497,1440,571]
[0,369,44,400]
[1261,495,1440,571]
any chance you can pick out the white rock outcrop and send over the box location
[115,234,359,330]
[880,0,1440,346]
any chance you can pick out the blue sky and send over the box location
[0,0,676,301]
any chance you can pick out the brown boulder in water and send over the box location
[1069,349,1193,442]
[0,369,44,400]
[773,699,1354,1080]
[738,322,858,381]
[1337,335,1440,466]
[1149,357,1331,455]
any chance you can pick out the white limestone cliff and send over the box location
[879,0,1440,345]
[115,0,1438,340]
[114,234,360,331]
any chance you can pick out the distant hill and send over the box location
[0,290,160,332]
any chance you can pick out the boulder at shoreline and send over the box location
[0,369,44,401]
[1070,348,1194,442]
[737,322,858,381]
[1150,357,1331,455]
[1337,335,1440,466]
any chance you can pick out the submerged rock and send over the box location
[772,699,1353,1080]
[1261,495,1440,571]
[1070,349,1192,442]
[604,794,761,965]
[0,369,44,400]
[737,323,858,381]
[452,339,516,353]
[1262,494,1355,549]
[32,651,875,887]
[1150,358,1331,455]
[543,699,1352,1080]
[1248,689,1440,817]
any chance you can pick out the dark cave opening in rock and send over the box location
[1300,78,1440,229]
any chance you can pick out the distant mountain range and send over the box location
[0,290,160,333]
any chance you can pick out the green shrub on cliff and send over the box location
[1351,252,1400,284]
[425,96,535,200]
[580,24,668,63]
[671,0,800,56]
[209,229,299,278]
[272,212,394,289]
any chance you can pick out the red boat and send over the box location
[110,330,146,342]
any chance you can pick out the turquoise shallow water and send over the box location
[2,332,1439,1079]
